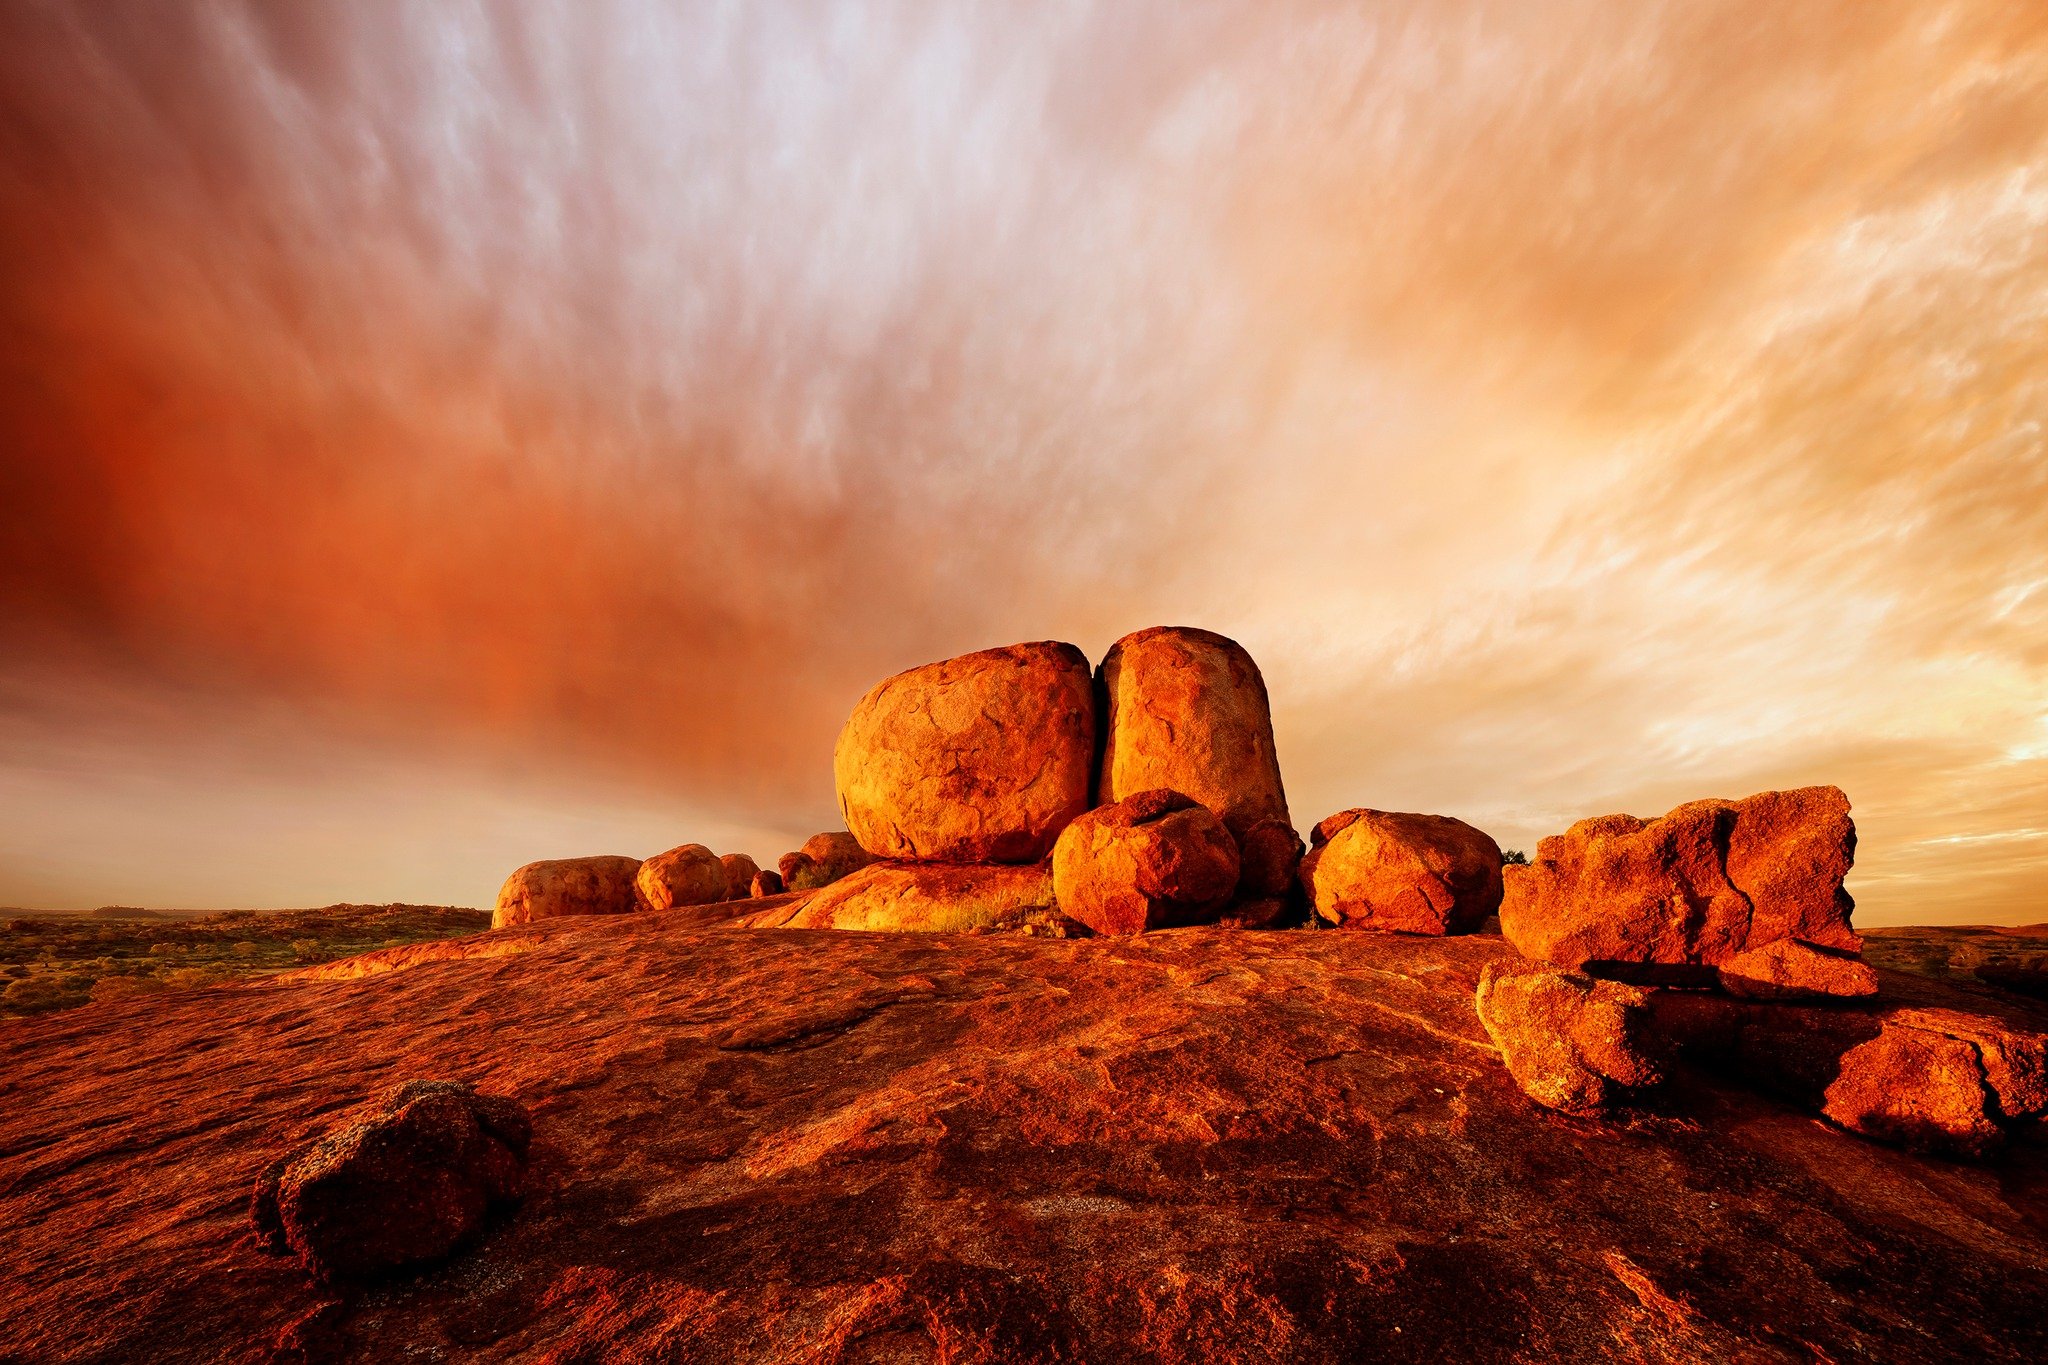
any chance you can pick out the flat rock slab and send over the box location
[4,919,2048,1363]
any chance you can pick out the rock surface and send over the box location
[718,853,761,901]
[1302,810,1503,935]
[6,919,2048,1362]
[250,1079,531,1284]
[748,868,784,898]
[1716,937,1878,1000]
[1475,964,1665,1114]
[489,856,641,930]
[778,831,877,892]
[1500,786,1859,981]
[739,862,1064,934]
[633,844,730,911]
[833,641,1096,864]
[1096,627,1290,831]
[1051,790,1241,936]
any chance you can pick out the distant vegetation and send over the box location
[1503,850,1529,865]
[1,904,488,1019]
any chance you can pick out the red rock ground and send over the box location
[4,913,2047,1363]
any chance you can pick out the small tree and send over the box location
[1502,849,1529,865]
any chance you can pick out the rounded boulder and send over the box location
[491,856,641,930]
[1051,789,1240,936]
[635,844,731,911]
[1300,810,1503,934]
[834,641,1096,864]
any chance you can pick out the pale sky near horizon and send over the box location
[2,1,2044,926]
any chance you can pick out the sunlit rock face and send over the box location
[1500,786,1858,982]
[1301,809,1504,935]
[1051,789,1240,936]
[1475,962,1665,1116]
[634,844,729,911]
[1095,627,1290,833]
[739,861,1063,934]
[490,856,641,929]
[834,641,1096,864]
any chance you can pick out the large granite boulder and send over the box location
[1300,810,1502,934]
[1475,964,1665,1115]
[778,831,878,892]
[1499,786,1858,983]
[490,856,641,929]
[833,641,1096,864]
[250,1080,531,1284]
[635,844,730,911]
[1051,790,1240,936]
[743,862,1064,934]
[1096,627,1289,831]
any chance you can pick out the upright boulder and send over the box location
[746,863,1063,934]
[1499,786,1858,983]
[1051,790,1240,936]
[779,832,878,892]
[635,844,730,911]
[1300,810,1502,935]
[251,1080,531,1284]
[491,856,640,930]
[1475,964,1665,1116]
[1096,627,1289,831]
[718,853,761,901]
[749,868,785,898]
[833,641,1096,864]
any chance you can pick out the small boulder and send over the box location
[1051,790,1240,936]
[1096,627,1290,831]
[718,853,761,901]
[1300,810,1502,935]
[1475,964,1665,1115]
[491,856,641,930]
[833,641,1096,863]
[250,1080,531,1284]
[1499,786,1859,982]
[634,844,730,911]
[1717,938,1878,1001]
[753,862,1063,933]
[779,832,877,891]
[1230,815,1305,900]
[750,868,785,898]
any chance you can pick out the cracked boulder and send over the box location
[251,1080,531,1284]
[778,831,878,892]
[1475,963,1667,1115]
[833,641,1096,864]
[1051,789,1240,936]
[1301,809,1503,934]
[1096,627,1290,832]
[491,855,641,929]
[1499,786,1859,983]
[634,844,731,911]
[740,862,1067,933]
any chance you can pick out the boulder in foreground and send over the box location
[1475,963,1665,1115]
[1499,786,1858,981]
[634,844,730,911]
[741,862,1067,934]
[1096,627,1290,831]
[1716,937,1878,1000]
[1051,789,1240,936]
[1301,809,1503,935]
[491,856,641,929]
[833,641,1096,864]
[251,1080,530,1284]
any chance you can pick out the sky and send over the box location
[0,1,2043,925]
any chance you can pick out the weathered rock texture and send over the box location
[1650,991,2048,1158]
[490,856,641,930]
[1716,938,1878,1001]
[718,853,761,901]
[749,868,785,898]
[633,844,730,911]
[1096,627,1289,831]
[778,832,877,892]
[1475,964,1665,1114]
[739,862,1064,934]
[250,1080,531,1284]
[1302,810,1504,935]
[8,920,2048,1362]
[1500,786,1859,981]
[833,641,1096,864]
[1230,815,1305,900]
[1051,790,1240,936]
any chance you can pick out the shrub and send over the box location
[290,940,329,963]
[231,940,263,959]
[4,976,84,1013]
[1502,849,1529,866]
[89,976,167,1003]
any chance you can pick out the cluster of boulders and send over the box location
[1475,786,2048,1158]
